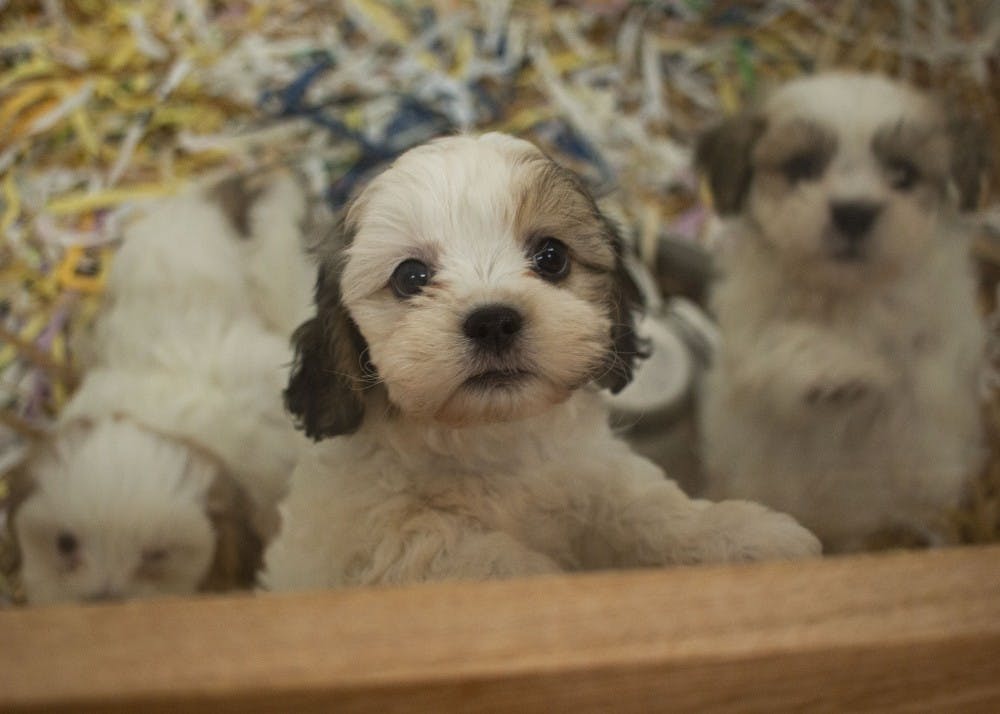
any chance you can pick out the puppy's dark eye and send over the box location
[782,152,826,183]
[56,531,78,557]
[531,238,570,281]
[886,159,919,191]
[390,259,431,298]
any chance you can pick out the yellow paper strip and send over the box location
[345,0,410,45]
[46,183,181,214]
[0,83,52,130]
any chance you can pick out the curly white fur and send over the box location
[697,74,986,552]
[262,133,820,591]
[15,173,312,603]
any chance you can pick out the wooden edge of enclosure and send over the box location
[2,544,999,713]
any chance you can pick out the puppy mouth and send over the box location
[825,232,868,263]
[830,244,866,263]
[462,369,534,390]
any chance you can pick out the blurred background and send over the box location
[1,0,998,602]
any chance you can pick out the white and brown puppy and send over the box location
[11,173,312,604]
[697,73,988,552]
[261,133,819,591]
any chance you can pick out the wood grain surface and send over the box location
[2,545,999,713]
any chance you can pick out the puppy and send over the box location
[11,173,312,604]
[697,73,988,552]
[261,133,819,591]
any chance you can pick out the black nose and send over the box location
[463,305,523,354]
[830,201,881,239]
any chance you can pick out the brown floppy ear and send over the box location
[596,218,648,394]
[284,253,375,441]
[3,456,37,594]
[198,468,263,593]
[947,117,991,211]
[694,113,766,215]
[209,173,266,238]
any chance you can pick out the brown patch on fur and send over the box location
[198,467,264,593]
[753,118,838,173]
[871,112,991,212]
[513,159,615,271]
[950,403,1000,546]
[947,117,992,211]
[597,217,648,394]
[695,113,767,215]
[210,175,266,238]
[1,457,36,605]
[872,121,951,189]
[511,154,646,393]
[285,218,383,439]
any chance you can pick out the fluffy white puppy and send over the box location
[697,73,988,552]
[262,133,819,591]
[12,172,312,604]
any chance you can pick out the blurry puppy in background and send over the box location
[11,172,313,604]
[261,133,819,591]
[697,73,989,552]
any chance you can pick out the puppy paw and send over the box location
[753,333,892,415]
[804,378,871,405]
[429,531,564,581]
[489,549,564,578]
[695,501,822,563]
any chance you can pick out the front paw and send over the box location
[793,354,891,409]
[697,501,822,563]
[804,378,871,406]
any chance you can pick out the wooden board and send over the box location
[2,545,1000,713]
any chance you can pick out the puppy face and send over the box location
[14,420,215,604]
[286,133,642,438]
[697,73,986,282]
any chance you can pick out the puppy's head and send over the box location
[14,420,217,604]
[285,133,643,438]
[697,73,988,279]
